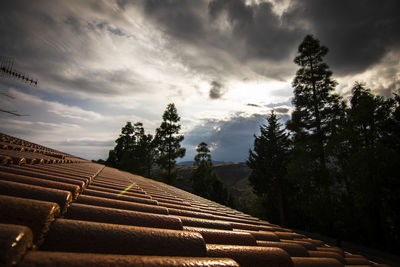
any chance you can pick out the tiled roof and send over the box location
[0,132,390,267]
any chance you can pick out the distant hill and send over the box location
[177,160,226,166]
[175,162,254,210]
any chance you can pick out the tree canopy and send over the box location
[247,35,400,253]
[155,103,186,184]
[247,111,290,225]
[191,142,229,205]
[106,121,154,177]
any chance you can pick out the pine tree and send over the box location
[106,122,134,168]
[341,83,397,248]
[191,142,228,205]
[155,103,186,184]
[192,142,212,197]
[194,142,212,167]
[285,35,347,233]
[247,111,290,225]
[287,34,343,195]
[106,121,154,176]
[129,122,154,177]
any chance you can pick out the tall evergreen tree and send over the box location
[191,142,228,205]
[127,122,155,177]
[339,83,397,249]
[247,111,290,225]
[286,34,345,231]
[155,103,186,184]
[287,34,342,181]
[106,122,134,168]
[194,142,212,167]
[192,142,213,196]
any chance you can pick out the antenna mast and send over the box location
[0,56,38,86]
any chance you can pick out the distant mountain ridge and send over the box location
[177,160,227,166]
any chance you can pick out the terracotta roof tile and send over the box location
[308,250,346,264]
[0,224,33,266]
[82,188,158,205]
[65,203,183,230]
[86,184,149,197]
[16,164,91,181]
[317,246,345,256]
[228,221,262,231]
[283,239,319,250]
[41,219,207,256]
[18,251,240,267]
[179,216,233,230]
[291,257,344,267]
[274,231,305,240]
[235,229,281,241]
[206,244,294,267]
[89,181,144,193]
[257,241,309,257]
[0,180,71,213]
[0,170,81,199]
[75,194,169,215]
[183,226,257,246]
[153,198,192,206]
[168,207,216,219]
[295,237,324,246]
[0,133,391,266]
[0,195,59,243]
[0,165,87,189]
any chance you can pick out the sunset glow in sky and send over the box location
[1,0,399,162]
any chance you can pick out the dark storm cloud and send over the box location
[140,0,400,81]
[209,0,304,61]
[284,0,400,75]
[116,0,129,11]
[273,107,289,114]
[246,103,262,108]
[2,0,399,92]
[183,112,290,162]
[209,81,225,99]
[143,0,206,40]
[140,0,303,81]
[92,21,127,37]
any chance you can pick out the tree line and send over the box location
[105,103,184,184]
[105,103,231,205]
[247,35,400,253]
[103,34,399,252]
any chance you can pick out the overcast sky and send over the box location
[1,0,399,162]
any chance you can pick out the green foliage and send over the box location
[247,111,290,225]
[288,34,343,183]
[106,121,154,177]
[155,103,186,184]
[191,142,229,205]
[246,35,400,253]
[194,142,212,167]
[285,35,346,232]
[332,83,399,249]
[125,122,155,177]
[114,121,135,163]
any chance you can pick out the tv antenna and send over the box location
[0,56,38,86]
